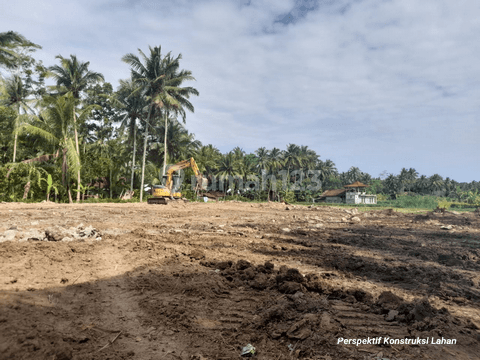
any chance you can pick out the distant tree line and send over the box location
[1,31,478,203]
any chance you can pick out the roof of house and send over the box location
[344,181,368,188]
[318,189,346,198]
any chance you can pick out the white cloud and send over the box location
[2,0,479,182]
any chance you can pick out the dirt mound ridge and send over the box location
[0,223,101,242]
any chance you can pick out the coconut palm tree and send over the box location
[153,117,201,163]
[415,175,429,194]
[217,152,241,193]
[443,177,453,197]
[261,147,283,201]
[338,172,349,186]
[384,174,398,194]
[116,78,146,192]
[317,159,337,180]
[407,168,419,192]
[255,147,270,174]
[195,144,221,174]
[122,46,198,201]
[429,174,444,195]
[88,135,128,199]
[237,154,257,182]
[144,160,163,186]
[0,74,36,162]
[283,144,305,189]
[397,168,409,193]
[347,167,362,183]
[360,172,372,185]
[268,148,284,173]
[217,152,241,177]
[231,147,245,161]
[0,31,41,69]
[283,144,302,171]
[151,51,198,176]
[15,93,98,203]
[48,54,104,201]
[298,145,319,169]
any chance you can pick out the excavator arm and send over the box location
[164,158,203,192]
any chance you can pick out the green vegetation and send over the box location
[0,32,478,205]
[387,195,438,209]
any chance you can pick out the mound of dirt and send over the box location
[0,223,101,242]
[374,293,455,328]
[376,291,404,311]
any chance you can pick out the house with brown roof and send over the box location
[318,181,377,204]
[317,189,347,203]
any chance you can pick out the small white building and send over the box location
[344,181,377,204]
[318,181,377,204]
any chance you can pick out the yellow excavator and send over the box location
[148,157,207,205]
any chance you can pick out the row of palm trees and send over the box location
[194,144,332,180]
[1,52,104,201]
[382,170,468,197]
[1,32,200,202]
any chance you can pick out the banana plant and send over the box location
[72,183,95,201]
[40,173,59,201]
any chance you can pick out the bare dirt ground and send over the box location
[0,201,479,360]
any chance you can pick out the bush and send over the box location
[436,199,452,210]
[181,188,197,201]
[376,193,388,201]
[394,195,438,209]
[282,190,296,204]
[377,200,397,207]
[218,195,251,202]
[450,202,478,209]
[82,198,139,203]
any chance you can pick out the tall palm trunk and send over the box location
[12,104,21,162]
[73,108,81,202]
[109,167,113,198]
[287,165,291,191]
[163,111,168,176]
[139,105,153,202]
[13,133,18,162]
[130,117,137,192]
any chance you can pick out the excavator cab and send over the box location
[162,174,182,193]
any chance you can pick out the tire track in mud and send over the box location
[331,301,409,338]
[132,259,418,359]
[81,246,191,359]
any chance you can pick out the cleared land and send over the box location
[0,201,479,360]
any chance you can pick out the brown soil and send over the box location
[0,202,479,360]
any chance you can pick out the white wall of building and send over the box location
[346,191,377,204]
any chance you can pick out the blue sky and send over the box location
[2,0,479,182]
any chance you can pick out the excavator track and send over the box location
[147,198,168,205]
[147,197,189,205]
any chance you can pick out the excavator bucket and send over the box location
[121,190,134,200]
[200,177,208,190]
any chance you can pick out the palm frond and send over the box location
[65,138,81,176]
[16,124,59,144]
[76,104,102,123]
